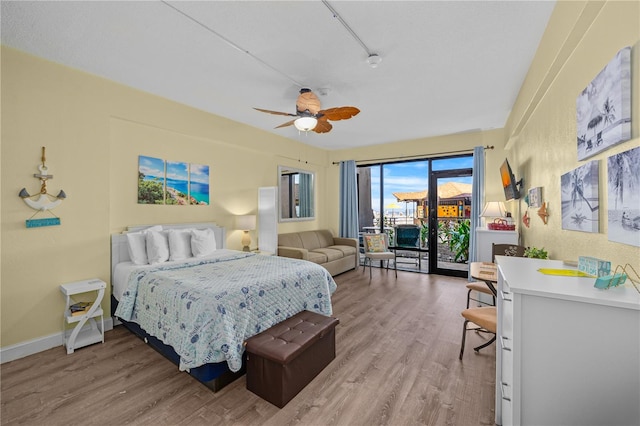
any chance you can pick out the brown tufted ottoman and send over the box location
[245,310,339,408]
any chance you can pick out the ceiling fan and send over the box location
[254,88,360,133]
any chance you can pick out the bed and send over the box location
[111,222,337,391]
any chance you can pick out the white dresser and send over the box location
[495,257,640,426]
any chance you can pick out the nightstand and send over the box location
[60,278,106,354]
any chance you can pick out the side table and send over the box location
[60,278,106,354]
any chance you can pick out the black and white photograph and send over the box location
[608,146,640,247]
[528,187,542,208]
[561,161,599,233]
[576,46,631,161]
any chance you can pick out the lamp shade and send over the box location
[235,214,256,231]
[294,116,317,132]
[480,201,506,218]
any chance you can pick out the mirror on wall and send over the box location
[278,166,315,222]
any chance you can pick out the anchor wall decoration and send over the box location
[19,147,67,228]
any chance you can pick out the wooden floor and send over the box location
[1,268,496,426]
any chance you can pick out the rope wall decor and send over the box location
[18,147,67,228]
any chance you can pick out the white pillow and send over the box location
[190,228,217,257]
[168,229,193,261]
[126,225,162,265]
[146,230,170,265]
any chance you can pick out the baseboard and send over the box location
[0,317,114,364]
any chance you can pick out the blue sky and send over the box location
[368,156,474,214]
[139,155,164,179]
[190,163,210,185]
[166,161,188,182]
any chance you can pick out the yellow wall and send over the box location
[1,47,330,347]
[504,0,639,264]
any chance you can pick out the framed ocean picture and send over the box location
[608,146,640,247]
[576,46,631,161]
[560,161,599,233]
[138,155,165,204]
[166,161,189,205]
[137,156,209,205]
[189,163,210,205]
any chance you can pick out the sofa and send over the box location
[278,230,358,276]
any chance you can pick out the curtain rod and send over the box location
[331,145,494,165]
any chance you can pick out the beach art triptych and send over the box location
[137,155,209,205]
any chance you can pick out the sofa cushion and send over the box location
[306,251,328,265]
[299,231,322,251]
[312,248,344,263]
[278,232,304,249]
[328,245,357,257]
[315,230,336,248]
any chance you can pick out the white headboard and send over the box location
[110,222,226,281]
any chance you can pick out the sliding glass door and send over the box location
[357,154,473,275]
[429,166,473,277]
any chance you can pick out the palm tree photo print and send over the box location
[576,46,631,161]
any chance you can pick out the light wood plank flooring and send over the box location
[1,268,496,425]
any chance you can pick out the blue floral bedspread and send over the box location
[115,250,337,372]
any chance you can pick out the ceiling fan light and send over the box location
[294,117,317,132]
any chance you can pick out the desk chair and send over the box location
[492,243,526,259]
[459,306,496,359]
[362,233,397,281]
[465,243,527,308]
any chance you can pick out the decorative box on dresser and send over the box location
[495,256,640,426]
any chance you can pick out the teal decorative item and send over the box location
[594,273,627,289]
[578,256,611,277]
[26,218,61,228]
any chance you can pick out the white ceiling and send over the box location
[1,1,556,150]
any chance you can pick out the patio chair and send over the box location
[393,224,421,267]
[394,224,420,248]
[362,233,397,281]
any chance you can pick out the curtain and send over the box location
[339,160,359,238]
[468,146,485,280]
[299,173,313,217]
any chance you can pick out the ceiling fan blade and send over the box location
[254,107,297,117]
[318,106,360,121]
[313,117,333,133]
[275,119,297,129]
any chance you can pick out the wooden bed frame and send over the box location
[110,222,245,391]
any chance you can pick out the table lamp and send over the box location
[235,214,256,252]
[480,201,506,227]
